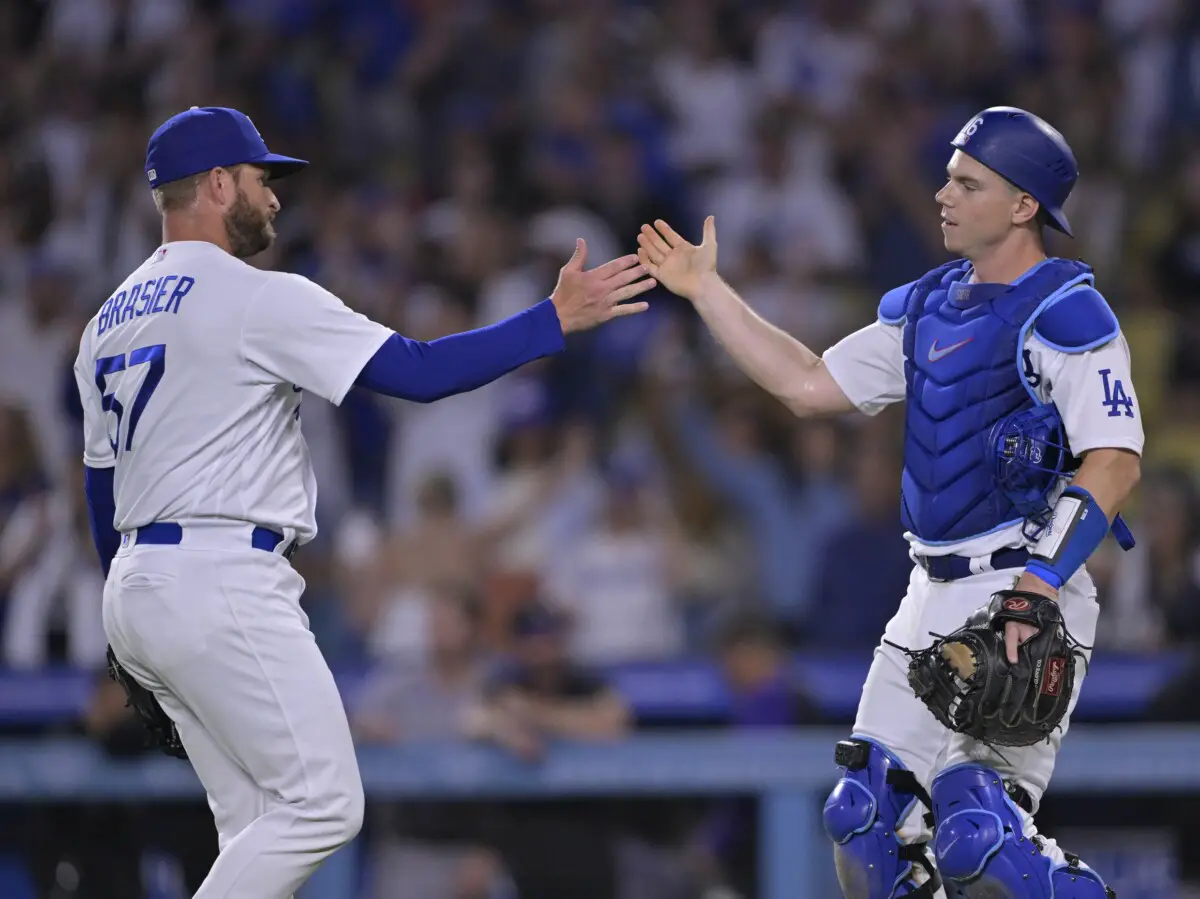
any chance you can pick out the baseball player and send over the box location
[638,107,1142,898]
[74,106,654,899]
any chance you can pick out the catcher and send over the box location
[637,107,1142,898]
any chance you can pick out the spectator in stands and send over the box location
[657,376,852,634]
[685,613,822,898]
[653,0,759,181]
[716,613,822,727]
[469,600,630,756]
[591,127,675,252]
[348,412,603,662]
[706,113,864,285]
[478,380,602,582]
[547,461,687,665]
[658,479,749,654]
[2,464,106,669]
[1151,144,1200,422]
[343,472,482,662]
[843,88,949,291]
[351,589,507,899]
[0,405,53,618]
[1098,466,1200,650]
[0,257,79,481]
[468,601,630,899]
[810,420,912,648]
[352,587,491,744]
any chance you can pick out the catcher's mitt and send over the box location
[106,645,188,760]
[892,591,1088,748]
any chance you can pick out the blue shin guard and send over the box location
[822,738,942,899]
[931,764,1115,898]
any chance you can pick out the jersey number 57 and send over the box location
[94,344,166,458]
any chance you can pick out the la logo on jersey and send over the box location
[1099,368,1134,418]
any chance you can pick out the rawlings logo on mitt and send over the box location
[888,591,1089,748]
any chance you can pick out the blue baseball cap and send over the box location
[145,106,308,189]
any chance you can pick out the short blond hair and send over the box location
[151,172,206,214]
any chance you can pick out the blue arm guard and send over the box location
[354,299,565,402]
[84,465,120,577]
[1024,485,1110,590]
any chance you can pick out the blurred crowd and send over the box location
[3,0,1200,672]
[4,0,1200,895]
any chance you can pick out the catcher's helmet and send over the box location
[950,106,1078,236]
[988,403,1078,532]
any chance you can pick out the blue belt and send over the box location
[134,522,298,560]
[915,547,1030,583]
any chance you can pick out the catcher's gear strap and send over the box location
[931,763,1114,899]
[1004,780,1034,815]
[823,738,942,899]
[1026,485,1115,589]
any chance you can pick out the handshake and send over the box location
[548,217,719,334]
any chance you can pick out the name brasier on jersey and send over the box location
[97,273,195,336]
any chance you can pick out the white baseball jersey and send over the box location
[822,308,1144,557]
[73,240,393,542]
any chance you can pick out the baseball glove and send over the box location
[892,591,1088,748]
[106,645,188,760]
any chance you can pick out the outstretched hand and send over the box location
[1005,570,1058,663]
[636,216,718,301]
[550,239,656,334]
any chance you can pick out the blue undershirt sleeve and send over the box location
[353,299,566,401]
[84,465,120,577]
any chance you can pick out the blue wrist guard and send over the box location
[1024,485,1109,590]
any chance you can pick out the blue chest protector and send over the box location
[880,258,1100,545]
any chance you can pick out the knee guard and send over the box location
[822,737,942,899]
[930,764,1116,899]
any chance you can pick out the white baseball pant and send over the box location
[851,560,1099,882]
[102,524,364,899]
[855,562,1098,805]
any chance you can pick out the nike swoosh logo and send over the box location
[939,834,961,859]
[928,337,974,362]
